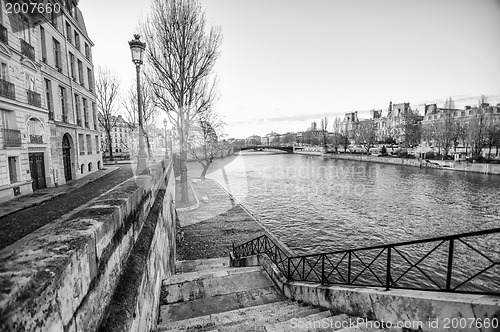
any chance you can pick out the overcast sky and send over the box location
[80,0,500,138]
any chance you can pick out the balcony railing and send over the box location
[233,227,500,295]
[29,134,43,144]
[20,39,35,61]
[27,90,41,107]
[2,128,22,147]
[0,79,15,100]
[0,24,8,45]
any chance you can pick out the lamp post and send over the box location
[163,119,168,160]
[128,34,147,174]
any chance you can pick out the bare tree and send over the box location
[320,117,329,151]
[355,119,377,154]
[399,109,422,148]
[142,0,222,202]
[279,132,297,146]
[122,71,160,159]
[468,95,488,159]
[96,67,120,161]
[188,108,225,178]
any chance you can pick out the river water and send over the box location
[186,151,500,291]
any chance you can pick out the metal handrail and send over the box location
[232,228,500,295]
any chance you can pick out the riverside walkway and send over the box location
[176,178,265,260]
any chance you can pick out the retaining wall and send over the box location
[0,160,176,332]
[325,154,500,175]
[232,254,500,332]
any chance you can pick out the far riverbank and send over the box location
[323,153,500,175]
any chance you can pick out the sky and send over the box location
[79,0,500,138]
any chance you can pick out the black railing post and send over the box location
[386,246,392,290]
[321,254,325,284]
[302,257,305,280]
[288,258,291,280]
[347,251,352,284]
[446,239,454,291]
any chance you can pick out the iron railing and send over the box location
[0,79,15,100]
[27,90,41,107]
[233,228,500,295]
[20,39,35,61]
[2,128,22,147]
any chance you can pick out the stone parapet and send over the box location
[0,160,174,332]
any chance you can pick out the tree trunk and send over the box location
[200,161,211,179]
[107,131,114,161]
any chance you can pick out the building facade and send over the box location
[100,115,133,160]
[0,0,101,203]
[39,0,101,186]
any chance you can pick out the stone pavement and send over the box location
[0,166,119,219]
[176,178,265,261]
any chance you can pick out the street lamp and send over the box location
[128,34,147,173]
[163,119,168,159]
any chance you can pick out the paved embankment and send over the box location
[324,153,500,175]
[176,178,265,261]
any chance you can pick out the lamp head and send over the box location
[128,34,146,65]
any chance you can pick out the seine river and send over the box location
[187,151,500,290]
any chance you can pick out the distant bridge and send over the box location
[240,145,305,153]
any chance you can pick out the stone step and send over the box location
[163,266,264,286]
[162,268,275,305]
[159,286,286,323]
[175,257,229,273]
[336,322,402,332]
[266,312,350,332]
[157,300,322,331]
[216,306,325,331]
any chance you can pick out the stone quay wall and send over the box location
[324,153,500,175]
[0,160,176,332]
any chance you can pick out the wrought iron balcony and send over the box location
[27,90,41,107]
[29,134,43,144]
[0,24,8,45]
[0,79,15,100]
[2,128,22,147]
[20,39,35,61]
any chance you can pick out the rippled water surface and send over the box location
[187,152,500,290]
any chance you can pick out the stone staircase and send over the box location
[156,258,400,332]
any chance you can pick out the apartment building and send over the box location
[0,0,101,203]
[39,0,101,185]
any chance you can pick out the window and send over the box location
[66,22,72,43]
[53,38,61,71]
[77,59,84,85]
[18,14,30,44]
[59,86,67,121]
[92,102,97,129]
[8,157,18,183]
[95,136,99,153]
[45,79,53,118]
[74,31,80,51]
[1,62,8,80]
[69,52,76,80]
[87,68,93,91]
[40,26,47,63]
[78,134,85,154]
[49,1,58,28]
[74,93,81,125]
[83,97,88,127]
[85,43,91,60]
[86,134,92,154]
